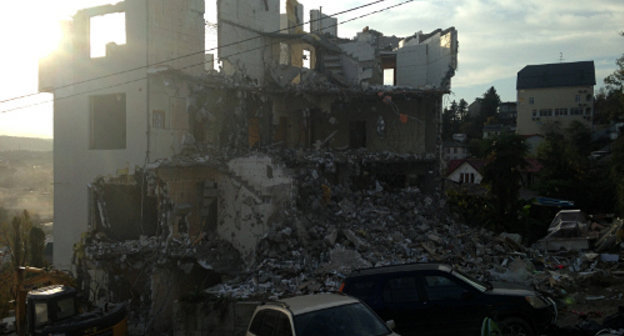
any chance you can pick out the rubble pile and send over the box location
[205,150,613,302]
[204,150,624,305]
[80,148,624,326]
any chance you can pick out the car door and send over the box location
[420,273,486,335]
[375,274,428,336]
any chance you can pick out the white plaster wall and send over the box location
[339,41,376,84]
[340,41,375,62]
[148,0,205,74]
[219,154,294,260]
[218,0,280,83]
[396,44,428,87]
[147,75,193,161]
[396,29,457,89]
[49,0,206,269]
[217,177,273,261]
[447,162,482,184]
[310,10,337,36]
[53,80,149,270]
[516,86,593,136]
[227,154,293,191]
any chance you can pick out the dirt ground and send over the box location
[554,281,624,329]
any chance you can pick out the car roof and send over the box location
[27,285,76,300]
[347,262,452,277]
[270,293,359,316]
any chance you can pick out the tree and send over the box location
[29,226,46,267]
[611,135,624,215]
[537,123,582,198]
[604,32,624,93]
[0,210,46,268]
[482,133,528,230]
[442,100,459,140]
[594,88,624,124]
[457,99,468,121]
[480,87,501,125]
[595,32,624,125]
[536,121,615,213]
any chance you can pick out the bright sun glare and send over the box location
[1,9,62,60]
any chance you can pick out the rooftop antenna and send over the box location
[559,52,564,63]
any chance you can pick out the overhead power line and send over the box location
[0,0,391,106]
[0,0,417,114]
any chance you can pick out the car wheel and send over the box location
[500,318,534,336]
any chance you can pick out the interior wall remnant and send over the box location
[218,0,280,83]
[156,166,223,239]
[305,95,438,154]
[218,154,294,261]
[396,27,458,90]
[310,9,337,37]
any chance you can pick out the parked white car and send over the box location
[246,293,399,336]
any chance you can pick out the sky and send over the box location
[0,0,622,139]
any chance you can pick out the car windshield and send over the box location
[451,269,488,292]
[294,302,391,336]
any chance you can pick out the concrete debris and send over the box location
[191,151,624,304]
[78,148,624,333]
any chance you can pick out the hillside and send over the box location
[0,135,52,152]
[0,137,53,219]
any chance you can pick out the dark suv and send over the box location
[340,263,557,336]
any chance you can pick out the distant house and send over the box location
[522,134,545,155]
[516,61,595,136]
[498,102,517,125]
[521,158,543,188]
[482,124,514,139]
[446,159,484,184]
[443,141,470,161]
[452,133,467,143]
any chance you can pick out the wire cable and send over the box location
[0,0,393,106]
[0,0,419,114]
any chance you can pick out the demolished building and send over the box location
[39,0,460,332]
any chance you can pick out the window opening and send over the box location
[383,68,395,86]
[349,121,367,148]
[89,93,126,149]
[302,49,311,69]
[90,12,126,58]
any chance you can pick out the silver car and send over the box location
[246,293,400,336]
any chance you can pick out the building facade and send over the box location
[39,0,206,269]
[516,61,595,136]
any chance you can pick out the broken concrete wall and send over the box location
[217,0,280,83]
[147,0,205,74]
[396,27,458,90]
[218,154,294,261]
[155,165,224,239]
[148,72,195,160]
[310,9,337,37]
[334,30,403,86]
[189,85,275,153]
[270,95,333,148]
[338,40,377,85]
[90,175,158,240]
[308,94,440,154]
